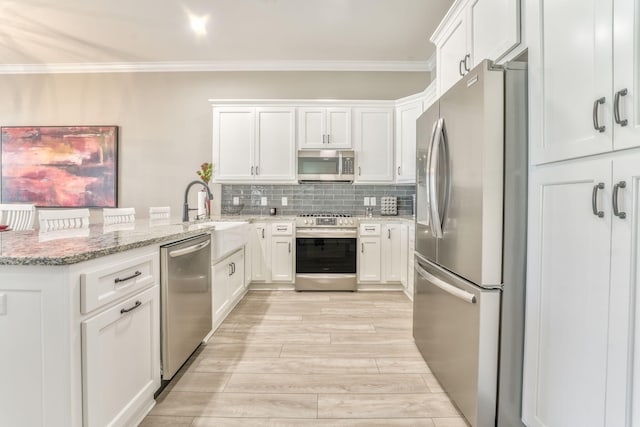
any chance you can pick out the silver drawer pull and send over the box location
[120,300,142,314]
[592,182,605,218]
[277,227,288,231]
[114,270,141,284]
[365,227,375,231]
[613,181,626,219]
[593,97,606,133]
[415,264,476,304]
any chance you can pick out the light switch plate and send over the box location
[281,197,288,206]
[363,197,370,206]
[233,197,240,205]
[370,197,376,206]
[261,197,268,206]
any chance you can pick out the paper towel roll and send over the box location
[197,191,207,217]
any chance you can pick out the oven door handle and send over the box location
[295,229,357,238]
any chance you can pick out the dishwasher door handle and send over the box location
[169,240,210,258]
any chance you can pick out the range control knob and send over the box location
[338,219,343,225]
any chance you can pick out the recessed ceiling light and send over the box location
[189,14,209,36]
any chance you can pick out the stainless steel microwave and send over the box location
[297,150,355,183]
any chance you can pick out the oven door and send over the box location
[295,228,357,291]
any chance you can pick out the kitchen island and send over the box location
[0,219,222,427]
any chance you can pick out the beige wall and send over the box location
[0,71,429,220]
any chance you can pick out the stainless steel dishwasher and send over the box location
[160,234,211,380]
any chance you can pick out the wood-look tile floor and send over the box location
[141,291,468,427]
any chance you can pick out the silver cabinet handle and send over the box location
[232,262,236,274]
[169,240,210,258]
[397,166,401,175]
[613,181,627,219]
[262,228,265,239]
[251,166,254,175]
[387,229,391,239]
[120,300,142,315]
[229,263,233,276]
[614,89,628,127]
[114,270,142,284]
[464,54,470,71]
[364,226,375,231]
[593,97,606,133]
[592,182,605,218]
[288,242,291,253]
[459,59,464,76]
[358,166,362,176]
[327,134,331,144]
[277,226,287,231]
[415,263,476,304]
[361,242,364,253]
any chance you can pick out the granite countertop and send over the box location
[0,214,415,266]
[0,219,224,266]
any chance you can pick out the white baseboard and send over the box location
[248,283,296,291]
[357,283,405,291]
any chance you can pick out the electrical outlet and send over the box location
[364,197,370,206]
[261,197,268,206]
[281,197,288,206]
[233,197,240,205]
[370,197,376,206]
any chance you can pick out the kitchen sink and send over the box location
[206,221,249,261]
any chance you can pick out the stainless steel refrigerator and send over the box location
[413,60,527,427]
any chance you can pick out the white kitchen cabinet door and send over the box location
[227,249,245,301]
[523,159,613,426]
[613,0,640,151]
[213,107,255,180]
[326,108,352,148]
[212,261,230,321]
[251,223,270,282]
[271,236,293,282]
[358,237,381,282]
[354,108,394,183]
[395,101,422,183]
[255,108,296,181]
[382,224,404,282]
[435,12,469,96]
[82,286,160,427]
[610,153,640,426]
[469,0,520,67]
[298,108,326,149]
[298,107,351,149]
[530,0,613,164]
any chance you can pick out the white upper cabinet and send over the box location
[353,108,394,183]
[431,0,521,96]
[213,106,295,182]
[395,100,422,183]
[255,108,296,181]
[213,107,255,180]
[469,0,520,68]
[613,0,640,151]
[530,0,640,164]
[298,107,351,149]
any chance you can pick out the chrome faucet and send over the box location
[183,180,213,222]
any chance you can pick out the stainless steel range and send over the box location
[295,213,357,291]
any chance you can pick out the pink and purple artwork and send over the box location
[1,126,118,207]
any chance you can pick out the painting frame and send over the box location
[1,125,119,208]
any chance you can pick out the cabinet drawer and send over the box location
[271,222,293,236]
[359,223,381,236]
[81,253,158,314]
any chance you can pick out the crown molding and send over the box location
[0,60,433,75]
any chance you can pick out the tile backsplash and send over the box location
[221,184,415,216]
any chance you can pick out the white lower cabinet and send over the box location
[524,153,640,426]
[212,248,245,330]
[270,223,294,282]
[382,224,404,283]
[82,285,160,427]
[251,223,270,282]
[358,237,381,282]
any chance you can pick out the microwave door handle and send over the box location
[428,118,444,238]
[338,152,343,176]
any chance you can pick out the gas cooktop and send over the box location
[296,213,355,227]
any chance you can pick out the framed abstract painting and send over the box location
[1,126,118,207]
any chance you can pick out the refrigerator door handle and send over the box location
[428,118,446,238]
[416,263,477,304]
[424,119,439,235]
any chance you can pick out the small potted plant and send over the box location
[196,162,213,218]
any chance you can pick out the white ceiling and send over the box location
[0,0,453,73]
